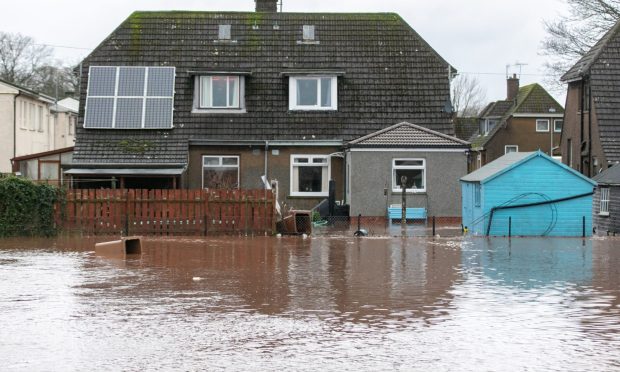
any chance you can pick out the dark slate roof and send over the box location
[453,117,479,141]
[74,11,455,166]
[562,21,620,82]
[469,83,563,149]
[593,163,620,185]
[348,121,469,148]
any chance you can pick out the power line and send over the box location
[33,43,92,51]
[459,71,552,77]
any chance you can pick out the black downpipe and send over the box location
[486,191,594,236]
[587,80,592,175]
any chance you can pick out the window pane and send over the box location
[203,157,220,166]
[312,157,327,164]
[554,120,563,131]
[211,77,228,107]
[395,169,424,189]
[200,77,211,108]
[222,157,238,165]
[298,166,323,192]
[203,167,238,189]
[395,160,423,167]
[537,120,549,131]
[228,77,239,107]
[295,157,309,163]
[297,79,318,106]
[40,163,59,180]
[320,78,331,107]
[506,146,517,154]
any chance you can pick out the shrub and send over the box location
[0,177,62,237]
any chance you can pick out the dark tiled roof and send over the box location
[348,121,469,148]
[74,11,455,165]
[562,21,620,82]
[593,163,620,184]
[453,117,479,141]
[469,83,562,149]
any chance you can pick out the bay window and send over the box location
[291,155,330,196]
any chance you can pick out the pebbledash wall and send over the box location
[347,150,467,218]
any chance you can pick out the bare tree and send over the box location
[0,32,53,87]
[542,0,620,89]
[451,74,487,117]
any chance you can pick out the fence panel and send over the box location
[58,188,275,236]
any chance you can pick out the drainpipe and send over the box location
[13,93,20,160]
[264,140,269,179]
[587,79,592,175]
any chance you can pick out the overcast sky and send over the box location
[1,0,569,104]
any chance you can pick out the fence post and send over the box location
[508,216,512,238]
[582,216,586,238]
[357,214,361,232]
[432,216,436,236]
[401,176,407,225]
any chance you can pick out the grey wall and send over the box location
[347,150,467,217]
[593,185,620,235]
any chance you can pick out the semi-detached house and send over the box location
[68,0,468,217]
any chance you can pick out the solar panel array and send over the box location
[84,66,175,129]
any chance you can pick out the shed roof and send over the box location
[593,163,620,185]
[348,121,469,148]
[461,151,597,185]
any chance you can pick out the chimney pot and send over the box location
[255,0,278,12]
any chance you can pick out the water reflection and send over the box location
[0,236,619,371]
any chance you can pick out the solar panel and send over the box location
[147,67,175,97]
[144,98,173,129]
[84,66,175,129]
[118,67,146,96]
[115,98,143,129]
[88,67,116,96]
[84,97,114,128]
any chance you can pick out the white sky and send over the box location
[1,0,569,104]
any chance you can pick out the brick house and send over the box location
[468,76,564,172]
[560,20,620,177]
[68,0,462,213]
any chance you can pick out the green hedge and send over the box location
[0,177,62,237]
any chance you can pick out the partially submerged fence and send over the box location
[57,189,276,236]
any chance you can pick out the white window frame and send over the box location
[505,145,519,154]
[536,119,550,132]
[202,155,240,189]
[554,119,563,133]
[484,119,498,135]
[600,187,610,216]
[392,158,426,193]
[289,76,337,111]
[199,75,240,109]
[290,154,330,197]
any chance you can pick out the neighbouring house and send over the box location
[67,0,458,213]
[453,117,479,142]
[560,20,620,177]
[0,79,56,173]
[346,122,469,219]
[461,151,596,237]
[468,75,564,172]
[11,146,74,186]
[592,163,620,235]
[50,97,78,149]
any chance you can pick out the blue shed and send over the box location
[461,151,596,236]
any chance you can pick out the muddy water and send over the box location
[1,236,619,371]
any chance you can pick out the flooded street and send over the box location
[1,236,620,371]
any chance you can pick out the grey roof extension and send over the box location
[593,163,620,185]
[73,10,456,166]
[348,121,469,148]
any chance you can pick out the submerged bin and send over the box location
[95,237,142,258]
[278,210,312,235]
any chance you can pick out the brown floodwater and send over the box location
[1,236,619,371]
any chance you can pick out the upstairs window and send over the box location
[505,145,518,154]
[392,159,426,193]
[554,119,563,133]
[84,66,175,129]
[484,119,497,135]
[199,76,240,109]
[289,76,337,110]
[536,119,550,132]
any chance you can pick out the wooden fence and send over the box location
[57,189,276,236]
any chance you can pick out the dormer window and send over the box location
[218,25,231,40]
[289,76,337,111]
[200,76,240,109]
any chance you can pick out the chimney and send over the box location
[507,74,519,101]
[255,0,278,12]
